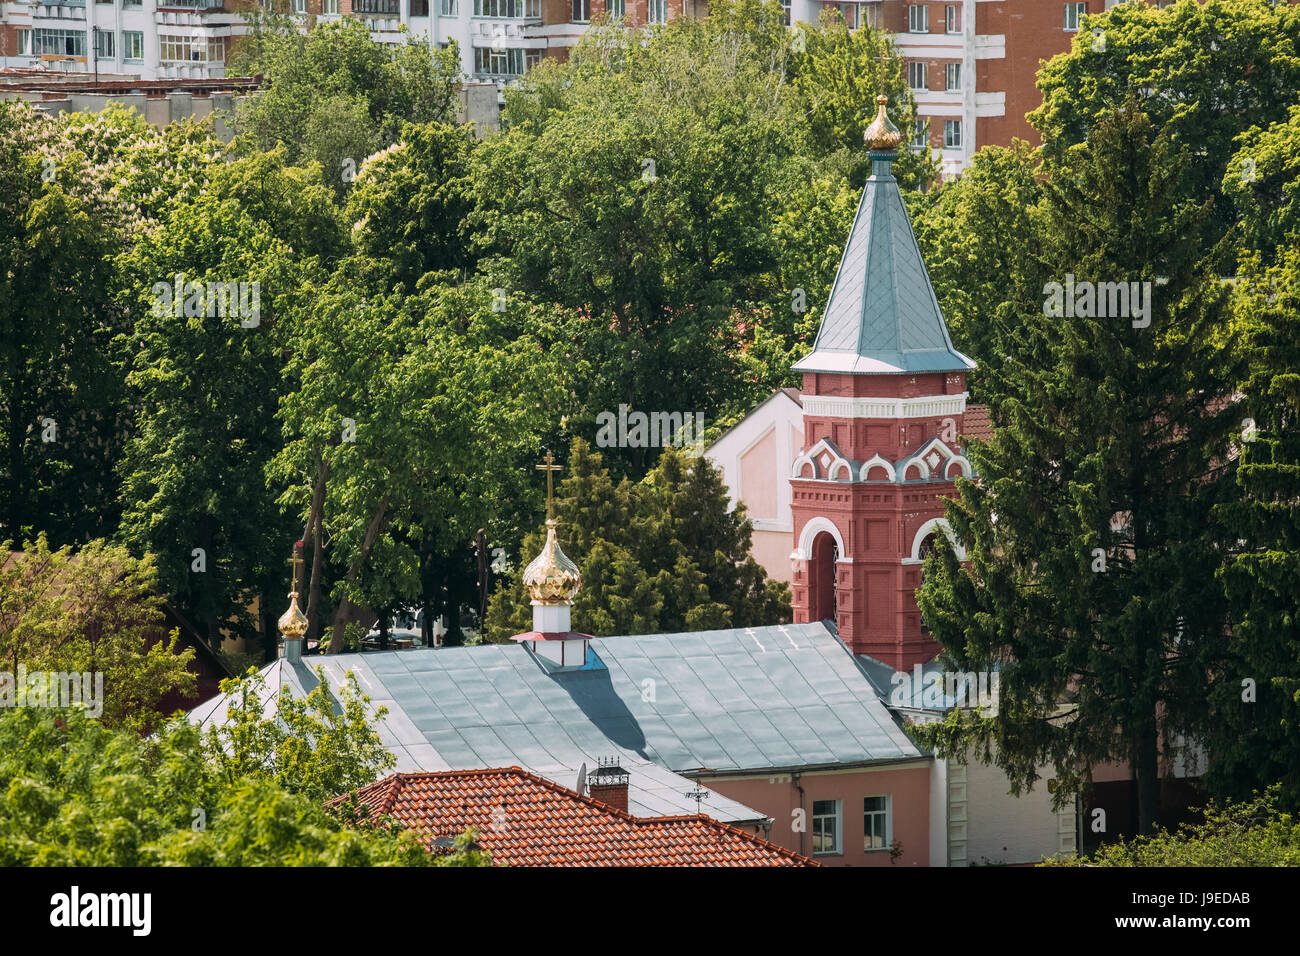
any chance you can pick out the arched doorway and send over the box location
[810,531,839,623]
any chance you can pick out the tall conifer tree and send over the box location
[917,105,1242,834]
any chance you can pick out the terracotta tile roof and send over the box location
[961,404,993,443]
[341,767,817,867]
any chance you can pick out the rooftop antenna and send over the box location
[684,782,709,814]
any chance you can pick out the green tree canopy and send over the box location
[485,438,790,640]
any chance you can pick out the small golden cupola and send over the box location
[864,94,903,152]
[513,450,591,668]
[278,540,308,663]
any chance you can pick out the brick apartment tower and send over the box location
[789,96,975,671]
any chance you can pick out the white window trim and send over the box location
[864,794,892,851]
[812,799,842,856]
[1064,2,1086,32]
[907,61,928,92]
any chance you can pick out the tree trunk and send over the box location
[1135,717,1161,835]
[325,493,389,654]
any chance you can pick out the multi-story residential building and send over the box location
[0,0,1207,161]
[0,0,699,88]
[787,0,1132,177]
[0,0,254,81]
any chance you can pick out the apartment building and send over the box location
[1,0,1176,155]
[786,1,1143,177]
[0,0,699,88]
[0,0,252,80]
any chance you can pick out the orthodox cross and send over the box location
[536,450,562,519]
[287,540,305,594]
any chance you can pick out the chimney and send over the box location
[587,757,630,814]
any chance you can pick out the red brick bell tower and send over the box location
[789,97,976,671]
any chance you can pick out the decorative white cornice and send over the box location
[860,454,896,482]
[802,393,968,421]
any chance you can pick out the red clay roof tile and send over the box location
[340,767,816,867]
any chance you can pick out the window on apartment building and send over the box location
[648,0,667,24]
[908,3,928,32]
[944,3,959,32]
[474,46,540,76]
[94,29,114,58]
[944,118,961,148]
[207,36,227,62]
[608,0,625,16]
[293,0,306,12]
[123,30,143,60]
[321,0,339,11]
[945,62,960,90]
[124,0,142,5]
[16,29,32,56]
[439,0,456,12]
[862,3,878,28]
[475,0,536,15]
[811,800,841,854]
[864,795,891,850]
[782,0,790,27]
[911,116,928,149]
[1064,2,1086,31]
[906,61,928,91]
[571,0,590,21]
[353,0,400,12]
[159,34,204,61]
[411,0,429,14]
[33,29,87,57]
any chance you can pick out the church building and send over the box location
[190,98,1075,866]
[713,96,982,672]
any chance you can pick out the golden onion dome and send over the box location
[523,519,581,606]
[864,95,902,152]
[277,590,308,641]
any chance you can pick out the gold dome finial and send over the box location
[865,94,902,152]
[523,451,581,605]
[278,540,308,641]
[523,518,582,605]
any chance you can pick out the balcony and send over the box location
[33,3,88,21]
[351,0,400,13]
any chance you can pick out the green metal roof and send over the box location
[793,158,975,376]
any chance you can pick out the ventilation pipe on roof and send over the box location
[792,772,805,857]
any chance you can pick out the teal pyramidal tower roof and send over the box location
[793,97,975,376]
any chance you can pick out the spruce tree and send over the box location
[917,104,1242,834]
[1205,246,1300,807]
[484,438,790,640]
